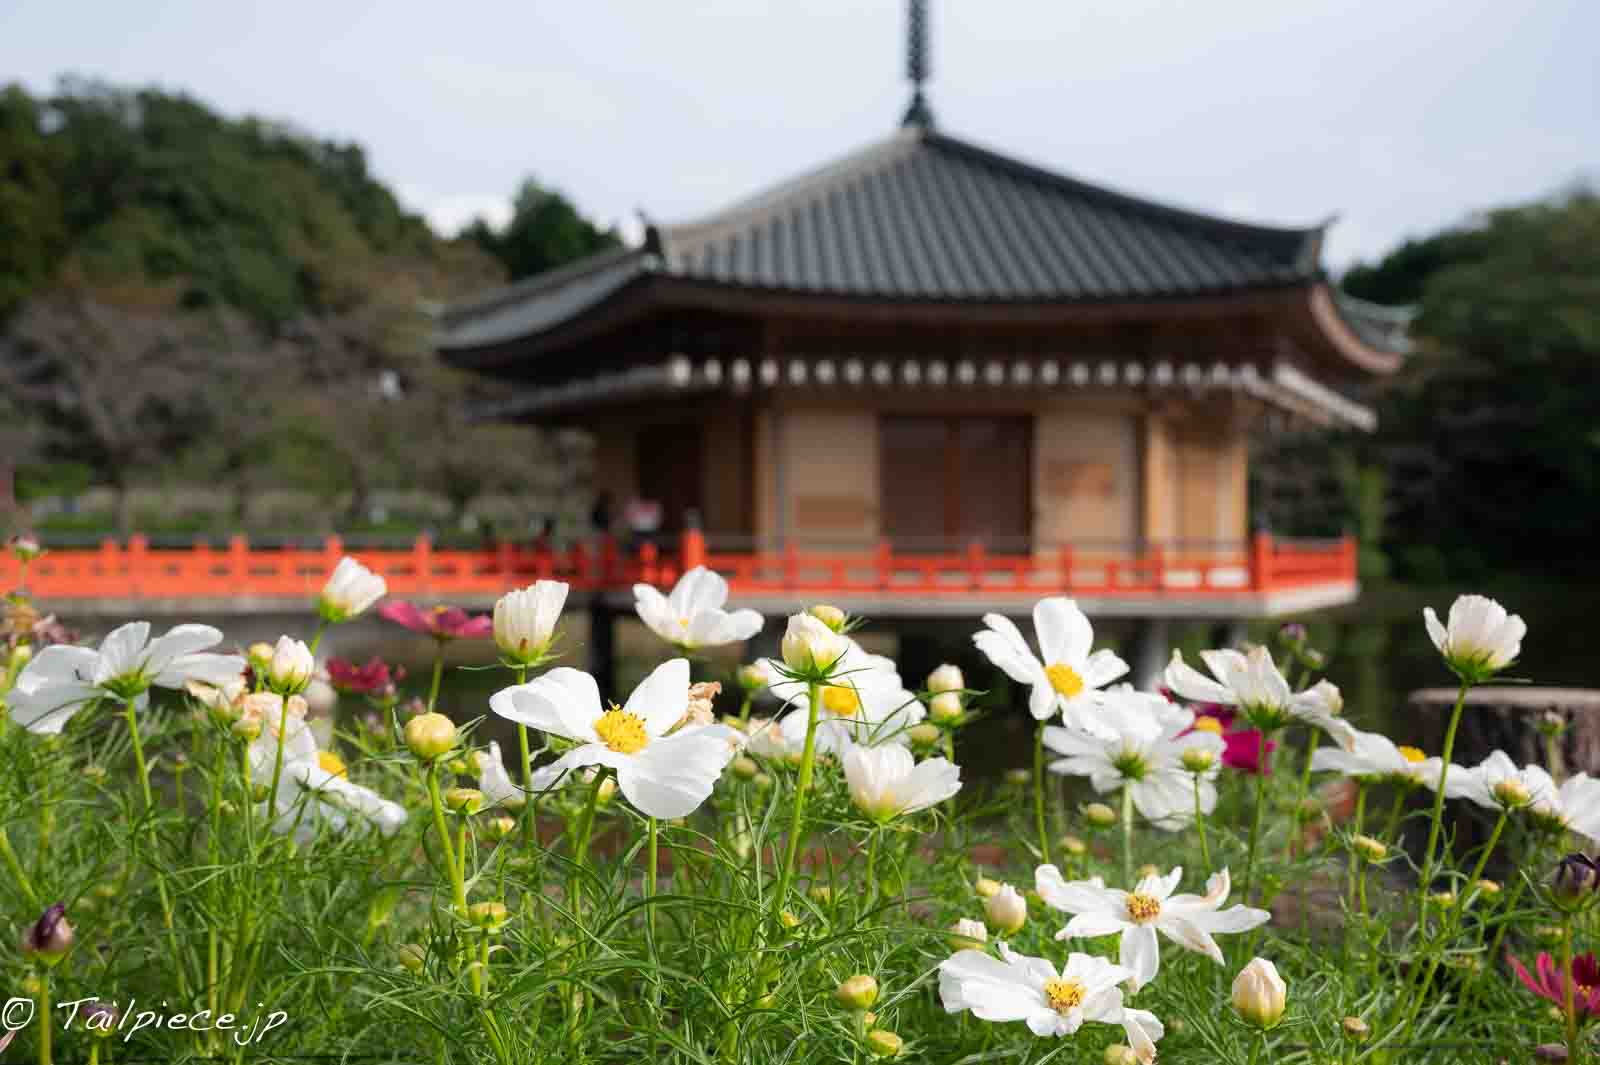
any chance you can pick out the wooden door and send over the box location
[636,425,703,532]
[879,415,1031,552]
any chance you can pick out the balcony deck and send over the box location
[10,532,1358,619]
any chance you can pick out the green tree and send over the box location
[466,177,620,280]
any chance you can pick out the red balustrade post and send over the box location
[1250,532,1274,591]
[496,539,514,582]
[783,543,799,590]
[1058,544,1074,591]
[639,541,659,586]
[966,540,985,587]
[876,539,892,590]
[227,535,248,595]
[1342,534,1358,580]
[681,527,706,572]
[99,538,120,596]
[572,541,591,585]
[128,534,149,600]
[1148,544,1165,590]
[414,535,433,596]
[324,534,344,588]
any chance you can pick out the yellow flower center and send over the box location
[1192,715,1224,735]
[595,707,650,754]
[821,685,861,717]
[1125,892,1162,924]
[1042,977,1086,1013]
[1045,663,1085,699]
[317,750,348,778]
[1398,746,1426,764]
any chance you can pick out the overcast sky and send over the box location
[3,0,1595,271]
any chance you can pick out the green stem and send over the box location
[514,666,535,850]
[124,696,186,998]
[425,646,445,713]
[1120,784,1134,887]
[264,694,291,833]
[1465,810,1508,892]
[571,769,605,918]
[1247,1033,1263,1065]
[737,692,752,726]
[1034,723,1052,865]
[1192,773,1211,877]
[1348,782,1368,909]
[1382,786,1408,841]
[37,967,50,1065]
[0,827,39,908]
[646,816,660,1015]
[1417,680,1470,913]
[1565,917,1580,1062]
[865,830,880,905]
[1287,726,1320,861]
[1243,730,1272,901]
[775,680,823,908]
[426,763,478,996]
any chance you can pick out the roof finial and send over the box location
[901,0,934,129]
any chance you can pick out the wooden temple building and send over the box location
[432,2,1408,674]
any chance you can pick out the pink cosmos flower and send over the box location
[1165,692,1276,776]
[1510,951,1600,1016]
[378,601,492,641]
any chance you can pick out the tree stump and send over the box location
[1409,687,1600,779]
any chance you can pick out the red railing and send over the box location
[6,532,1356,604]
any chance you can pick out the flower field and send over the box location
[0,537,1588,1063]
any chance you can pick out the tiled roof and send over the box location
[436,127,1409,363]
[653,127,1323,300]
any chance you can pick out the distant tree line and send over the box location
[0,79,616,532]
[1255,184,1600,581]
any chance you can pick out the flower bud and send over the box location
[483,816,516,841]
[247,642,275,672]
[1060,834,1087,857]
[398,943,426,973]
[1104,1046,1140,1065]
[596,776,617,805]
[443,787,482,815]
[908,723,942,749]
[753,772,774,792]
[1551,853,1600,905]
[318,556,387,623]
[779,910,802,930]
[974,877,1001,898]
[21,903,74,965]
[737,662,771,692]
[929,691,964,725]
[865,1029,903,1058]
[1537,711,1567,739]
[1351,835,1388,862]
[948,917,988,950]
[1084,802,1118,829]
[731,755,759,780]
[781,613,847,675]
[1474,878,1501,897]
[404,712,458,761]
[1428,890,1456,908]
[231,716,262,742]
[1231,957,1286,1029]
[927,664,964,694]
[1003,767,1030,786]
[468,900,509,931]
[1181,746,1217,773]
[836,974,879,1010]
[82,765,107,784]
[1341,1016,1370,1042]
[266,636,315,694]
[809,885,834,905]
[808,604,848,632]
[493,580,568,665]
[985,884,1026,935]
[1492,777,1532,809]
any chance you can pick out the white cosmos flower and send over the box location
[939,943,1165,1062]
[633,567,763,650]
[1043,692,1223,830]
[474,741,526,810]
[1311,727,1442,788]
[1164,645,1355,747]
[972,598,1128,731]
[1436,750,1575,818]
[494,580,568,665]
[244,696,405,839]
[1424,594,1525,680]
[488,659,739,818]
[843,743,961,820]
[8,622,244,734]
[318,556,386,622]
[774,659,927,753]
[1036,865,1269,991]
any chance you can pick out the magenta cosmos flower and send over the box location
[1510,951,1600,1016]
[1164,692,1276,776]
[326,656,399,695]
[378,601,492,641]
